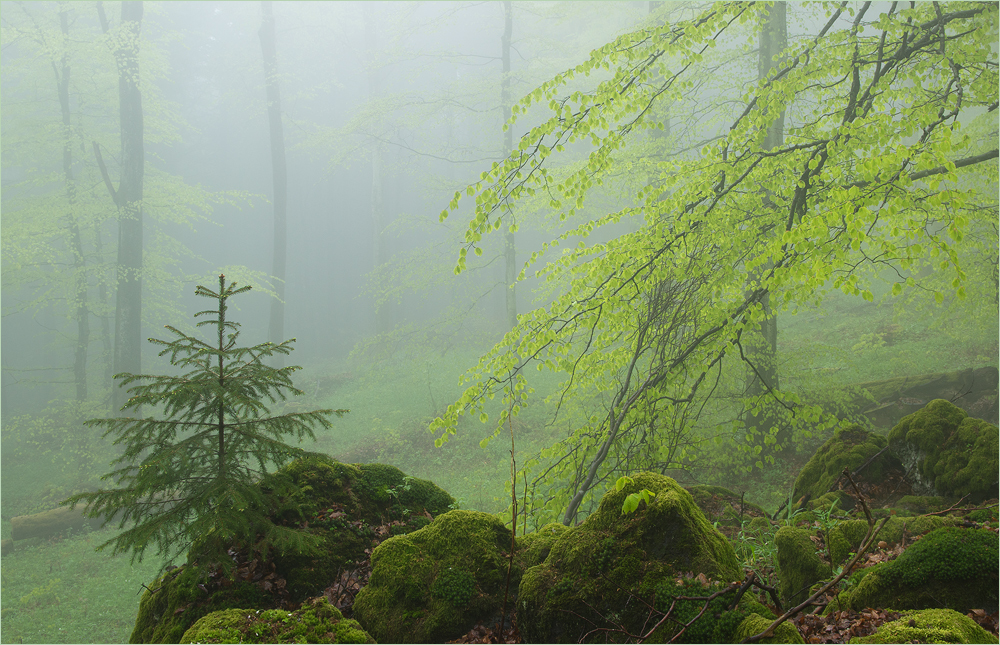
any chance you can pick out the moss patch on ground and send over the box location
[848,608,997,644]
[775,526,832,607]
[734,612,806,643]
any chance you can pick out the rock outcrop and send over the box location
[516,472,744,643]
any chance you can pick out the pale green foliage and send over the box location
[430,2,998,526]
[63,276,348,573]
[615,475,657,515]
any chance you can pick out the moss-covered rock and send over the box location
[848,608,997,644]
[825,515,953,567]
[837,527,998,613]
[179,596,374,644]
[351,509,514,644]
[888,399,999,502]
[686,485,769,529]
[774,526,832,607]
[791,425,902,511]
[130,565,273,644]
[516,522,568,570]
[130,454,455,643]
[732,613,805,643]
[516,472,741,643]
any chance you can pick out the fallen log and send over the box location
[10,505,105,541]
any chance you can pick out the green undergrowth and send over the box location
[0,523,176,644]
[0,278,995,644]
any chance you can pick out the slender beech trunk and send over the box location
[259,0,287,365]
[743,2,785,450]
[55,2,90,405]
[501,1,517,329]
[363,5,388,334]
[111,0,145,411]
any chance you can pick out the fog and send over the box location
[1,3,997,639]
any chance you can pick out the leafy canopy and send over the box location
[63,275,348,572]
[431,1,998,525]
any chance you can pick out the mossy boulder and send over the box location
[790,425,903,511]
[516,522,568,570]
[732,613,805,643]
[848,608,997,644]
[516,472,741,643]
[888,399,999,502]
[130,454,455,643]
[774,526,832,607]
[686,485,769,530]
[350,510,514,644]
[835,527,998,613]
[130,565,273,644]
[825,515,953,567]
[179,596,374,644]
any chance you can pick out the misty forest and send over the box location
[1,1,998,644]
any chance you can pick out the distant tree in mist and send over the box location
[259,0,289,367]
[1,2,265,423]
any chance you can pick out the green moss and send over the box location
[129,565,272,644]
[686,485,768,527]
[848,608,997,644]
[517,472,741,644]
[179,596,375,644]
[130,455,458,643]
[354,463,455,517]
[967,508,998,524]
[792,425,897,508]
[888,400,999,502]
[351,510,512,644]
[516,522,568,569]
[653,579,780,643]
[842,527,998,613]
[774,526,832,606]
[733,613,805,643]
[932,418,999,500]
[431,567,477,607]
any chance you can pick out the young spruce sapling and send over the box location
[63,275,348,575]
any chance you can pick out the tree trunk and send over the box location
[743,2,785,454]
[363,5,388,335]
[501,1,517,329]
[111,0,144,411]
[55,2,90,406]
[259,0,287,365]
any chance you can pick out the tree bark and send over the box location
[259,0,287,364]
[55,2,90,405]
[363,5,388,335]
[111,0,144,411]
[501,1,517,330]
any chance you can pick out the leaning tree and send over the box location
[430,2,999,526]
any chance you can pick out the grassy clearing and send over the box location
[0,291,995,644]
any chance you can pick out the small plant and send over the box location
[615,475,656,515]
[385,476,413,504]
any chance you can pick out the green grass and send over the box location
[0,523,174,644]
[0,284,995,643]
